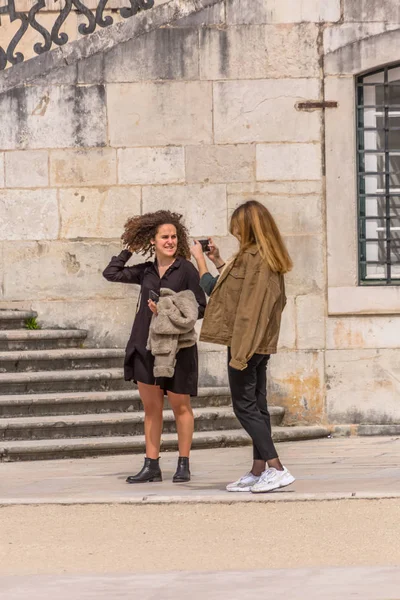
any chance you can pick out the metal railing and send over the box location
[0,0,154,71]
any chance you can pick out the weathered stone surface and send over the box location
[0,243,3,299]
[265,24,320,78]
[174,4,225,27]
[325,27,400,76]
[59,187,141,239]
[118,147,185,185]
[228,193,323,235]
[0,190,58,241]
[0,0,224,97]
[0,154,4,188]
[107,82,213,147]
[296,295,325,350]
[344,0,400,22]
[199,26,266,80]
[50,149,117,187]
[30,298,137,347]
[325,77,357,287]
[323,22,400,55]
[5,151,49,188]
[278,296,296,350]
[214,79,321,144]
[284,235,325,295]
[257,144,322,181]
[268,350,325,424]
[199,348,229,387]
[33,64,79,86]
[142,185,227,237]
[328,286,400,316]
[226,0,340,24]
[327,317,400,350]
[326,349,400,423]
[227,181,322,196]
[186,145,255,184]
[2,241,134,300]
[102,28,199,82]
[0,86,106,150]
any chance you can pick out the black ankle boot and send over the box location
[126,457,162,484]
[173,457,191,483]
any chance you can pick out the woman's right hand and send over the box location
[207,238,221,264]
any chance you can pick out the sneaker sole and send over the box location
[226,485,255,492]
[251,475,295,494]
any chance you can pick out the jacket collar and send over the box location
[244,245,258,255]
[153,255,182,276]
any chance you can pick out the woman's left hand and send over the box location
[148,299,158,315]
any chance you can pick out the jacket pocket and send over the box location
[227,267,245,291]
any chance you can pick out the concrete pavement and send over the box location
[2,567,400,600]
[1,437,400,588]
[1,436,400,504]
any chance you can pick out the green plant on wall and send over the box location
[24,317,41,330]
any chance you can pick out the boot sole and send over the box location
[126,476,163,484]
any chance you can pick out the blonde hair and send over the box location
[230,200,293,274]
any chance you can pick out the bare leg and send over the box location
[167,392,194,457]
[138,382,164,459]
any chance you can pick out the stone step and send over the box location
[0,407,243,441]
[0,368,130,394]
[0,387,240,417]
[0,348,125,373]
[0,329,87,351]
[0,426,330,462]
[0,310,38,330]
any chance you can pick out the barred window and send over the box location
[357,65,400,284]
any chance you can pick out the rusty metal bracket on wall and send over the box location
[296,101,339,111]
[0,0,154,71]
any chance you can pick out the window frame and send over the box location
[325,31,400,315]
[356,64,400,286]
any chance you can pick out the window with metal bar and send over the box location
[357,65,400,284]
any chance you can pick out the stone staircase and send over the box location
[0,310,329,461]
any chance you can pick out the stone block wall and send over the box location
[1,0,400,425]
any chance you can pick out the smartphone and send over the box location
[149,290,159,303]
[198,239,211,253]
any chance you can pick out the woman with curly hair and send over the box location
[103,210,206,484]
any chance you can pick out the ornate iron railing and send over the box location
[0,0,154,71]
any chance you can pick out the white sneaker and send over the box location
[251,467,295,493]
[226,472,260,492]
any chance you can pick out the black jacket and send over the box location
[103,250,206,382]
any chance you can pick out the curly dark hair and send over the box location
[121,210,191,259]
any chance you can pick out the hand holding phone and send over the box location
[198,239,211,253]
[149,290,159,303]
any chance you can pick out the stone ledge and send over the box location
[0,425,329,461]
[328,286,400,315]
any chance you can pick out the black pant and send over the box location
[228,348,278,461]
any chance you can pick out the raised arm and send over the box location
[103,249,146,285]
[185,261,207,320]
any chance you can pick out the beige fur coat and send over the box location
[146,288,198,378]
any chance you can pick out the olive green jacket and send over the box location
[199,247,286,371]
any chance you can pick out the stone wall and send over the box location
[1,0,400,425]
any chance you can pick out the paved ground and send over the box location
[1,436,400,504]
[2,567,400,600]
[1,437,399,596]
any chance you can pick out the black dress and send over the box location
[103,250,206,396]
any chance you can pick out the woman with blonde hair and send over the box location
[191,200,295,493]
